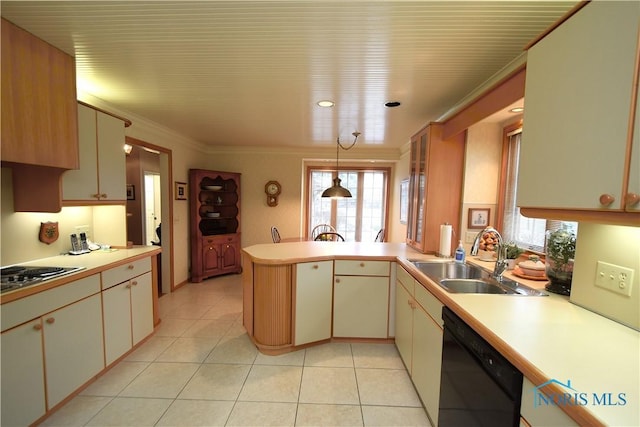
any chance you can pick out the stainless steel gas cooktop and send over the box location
[0,265,85,293]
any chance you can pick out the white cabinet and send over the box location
[103,270,153,366]
[43,294,104,408]
[333,260,390,338]
[294,260,333,345]
[1,319,46,427]
[395,264,443,426]
[412,284,443,425]
[62,103,126,202]
[395,268,414,369]
[519,2,640,215]
[1,276,104,424]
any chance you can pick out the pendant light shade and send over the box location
[322,177,352,198]
[322,131,360,198]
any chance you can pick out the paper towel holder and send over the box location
[437,223,455,258]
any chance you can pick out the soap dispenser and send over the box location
[454,240,466,263]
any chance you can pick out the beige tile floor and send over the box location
[41,274,430,426]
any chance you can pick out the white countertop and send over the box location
[1,246,161,304]
[243,242,640,426]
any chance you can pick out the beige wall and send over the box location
[570,223,640,330]
[460,122,502,244]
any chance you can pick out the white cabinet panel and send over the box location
[43,294,104,408]
[294,261,333,345]
[131,272,154,345]
[103,281,133,366]
[333,275,389,338]
[519,2,639,211]
[1,320,46,427]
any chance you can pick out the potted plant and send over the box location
[502,242,524,270]
[544,228,576,296]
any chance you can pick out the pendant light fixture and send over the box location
[322,131,360,198]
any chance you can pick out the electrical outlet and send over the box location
[465,231,477,244]
[594,261,634,297]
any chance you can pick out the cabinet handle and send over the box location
[335,278,341,284]
[91,193,101,199]
[359,262,365,267]
[127,264,134,270]
[599,194,615,206]
[101,193,107,199]
[131,280,138,286]
[625,193,640,208]
[46,317,55,324]
[126,283,132,289]
[312,265,319,269]
[33,323,42,331]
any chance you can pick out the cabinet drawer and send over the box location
[101,257,151,290]
[202,234,238,246]
[415,283,444,328]
[396,265,414,293]
[334,260,389,276]
[1,274,101,332]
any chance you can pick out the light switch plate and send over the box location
[594,261,634,297]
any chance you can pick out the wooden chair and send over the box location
[311,224,336,240]
[271,226,281,243]
[314,232,345,242]
[374,228,385,242]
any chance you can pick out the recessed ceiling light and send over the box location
[317,100,334,107]
[510,107,524,113]
[385,101,401,108]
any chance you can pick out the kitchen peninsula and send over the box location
[242,241,639,427]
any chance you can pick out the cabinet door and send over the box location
[333,276,389,338]
[220,241,239,271]
[131,272,154,346]
[96,110,126,200]
[63,104,98,199]
[103,282,133,366]
[294,261,333,345]
[1,18,78,169]
[412,308,443,426]
[203,243,222,273]
[394,280,414,369]
[1,319,46,427]
[519,2,638,210]
[44,294,104,408]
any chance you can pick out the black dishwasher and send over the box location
[438,307,523,427]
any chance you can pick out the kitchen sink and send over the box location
[410,261,489,280]
[409,260,547,296]
[440,279,512,294]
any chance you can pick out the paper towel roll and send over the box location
[439,224,452,257]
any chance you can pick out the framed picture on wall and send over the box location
[468,208,490,229]
[400,178,409,224]
[175,182,187,200]
[126,184,135,200]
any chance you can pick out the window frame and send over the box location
[304,165,391,242]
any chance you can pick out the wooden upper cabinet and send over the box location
[518,2,640,224]
[406,123,465,254]
[1,18,78,169]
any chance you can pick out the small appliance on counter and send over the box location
[69,232,99,255]
[1,265,85,293]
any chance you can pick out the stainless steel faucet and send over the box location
[470,226,507,281]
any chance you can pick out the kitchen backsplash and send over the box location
[570,223,640,331]
[1,167,127,266]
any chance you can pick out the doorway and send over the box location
[144,172,161,245]
[125,136,174,295]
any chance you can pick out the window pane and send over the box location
[308,168,387,242]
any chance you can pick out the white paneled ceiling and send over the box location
[1,1,578,149]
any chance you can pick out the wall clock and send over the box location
[265,180,281,206]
